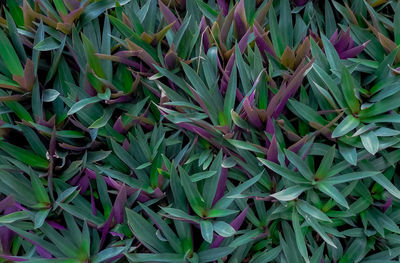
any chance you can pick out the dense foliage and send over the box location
[1,0,400,262]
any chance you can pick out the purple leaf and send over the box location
[85,169,151,202]
[164,49,178,70]
[77,176,90,194]
[265,117,275,135]
[110,231,124,239]
[234,0,247,39]
[212,167,228,205]
[100,217,112,248]
[178,123,213,140]
[253,23,276,59]
[267,135,278,163]
[46,220,66,231]
[238,28,251,52]
[243,97,263,129]
[329,29,369,59]
[339,41,369,59]
[332,29,351,53]
[113,116,127,134]
[0,227,14,253]
[220,29,250,94]
[0,197,18,253]
[382,197,392,212]
[126,40,159,71]
[122,139,130,151]
[24,237,53,258]
[0,195,15,212]
[217,0,229,15]
[295,0,309,6]
[211,207,248,248]
[153,187,164,198]
[159,0,181,32]
[329,29,339,43]
[113,184,127,224]
[0,255,28,262]
[200,17,210,52]
[267,59,314,119]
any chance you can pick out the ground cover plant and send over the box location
[1,0,400,262]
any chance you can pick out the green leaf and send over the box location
[249,246,282,263]
[34,209,50,229]
[203,150,222,208]
[6,224,63,256]
[321,34,342,76]
[279,0,293,48]
[338,142,357,165]
[42,89,60,102]
[340,238,366,263]
[0,141,49,169]
[292,209,308,261]
[34,37,61,51]
[224,64,238,122]
[317,182,349,208]
[235,44,252,95]
[54,0,67,14]
[195,0,218,20]
[332,115,360,138]
[126,208,172,253]
[0,210,30,223]
[126,253,185,263]
[58,203,105,226]
[324,0,336,36]
[372,173,400,199]
[341,66,360,113]
[315,146,335,179]
[271,185,310,201]
[207,208,238,218]
[67,97,102,115]
[285,149,313,181]
[6,0,24,27]
[5,9,26,63]
[190,171,217,182]
[198,247,234,262]
[108,15,157,60]
[161,207,200,223]
[179,166,205,217]
[359,91,400,118]
[80,0,131,26]
[180,62,219,123]
[269,7,284,56]
[92,247,126,263]
[395,3,400,45]
[258,158,308,184]
[227,139,265,154]
[302,215,337,249]
[29,169,50,203]
[82,33,105,78]
[89,107,115,128]
[297,200,331,222]
[140,204,182,254]
[289,99,328,126]
[200,220,213,243]
[213,221,236,237]
[215,172,262,209]
[0,28,23,76]
[18,124,47,158]
[325,171,379,185]
[360,131,379,155]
